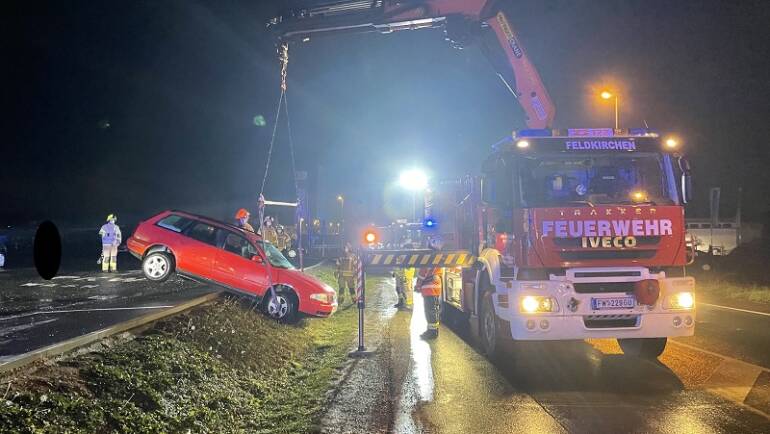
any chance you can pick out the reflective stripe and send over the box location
[408,255,419,265]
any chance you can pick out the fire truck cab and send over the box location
[429,128,695,359]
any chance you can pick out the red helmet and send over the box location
[235,208,250,219]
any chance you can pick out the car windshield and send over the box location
[257,241,294,269]
[519,153,675,207]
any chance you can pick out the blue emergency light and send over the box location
[423,218,437,228]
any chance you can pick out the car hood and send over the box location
[276,268,334,294]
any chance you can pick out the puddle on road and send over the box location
[409,294,435,402]
[394,293,436,434]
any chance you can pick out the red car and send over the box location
[127,210,337,322]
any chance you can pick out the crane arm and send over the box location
[268,0,555,128]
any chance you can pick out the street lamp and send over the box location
[336,195,344,248]
[398,169,428,222]
[600,90,619,130]
[336,195,344,219]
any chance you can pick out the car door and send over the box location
[177,221,220,278]
[213,231,270,296]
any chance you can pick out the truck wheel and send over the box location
[264,288,299,324]
[142,251,174,282]
[480,292,503,359]
[618,337,667,359]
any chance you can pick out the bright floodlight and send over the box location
[665,137,678,148]
[600,90,613,99]
[399,169,428,191]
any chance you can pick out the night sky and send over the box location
[3,0,769,228]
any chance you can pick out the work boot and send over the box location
[420,329,438,340]
[394,299,404,309]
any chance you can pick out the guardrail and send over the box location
[0,291,222,374]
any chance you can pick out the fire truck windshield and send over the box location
[519,153,677,207]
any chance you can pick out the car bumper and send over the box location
[303,300,338,317]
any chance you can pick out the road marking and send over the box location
[699,302,770,318]
[668,340,770,372]
[31,306,174,315]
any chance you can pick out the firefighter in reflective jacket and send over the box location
[334,243,358,304]
[99,214,122,272]
[416,238,443,339]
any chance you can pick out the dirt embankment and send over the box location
[0,267,369,433]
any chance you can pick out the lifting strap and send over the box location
[257,42,306,278]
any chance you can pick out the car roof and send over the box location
[166,210,263,242]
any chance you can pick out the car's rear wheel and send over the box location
[618,337,667,359]
[142,251,174,282]
[264,287,299,324]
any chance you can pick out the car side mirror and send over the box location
[251,255,264,264]
[678,156,692,204]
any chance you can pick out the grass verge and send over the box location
[697,278,770,306]
[0,266,368,433]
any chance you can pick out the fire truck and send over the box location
[270,0,696,359]
[425,130,695,358]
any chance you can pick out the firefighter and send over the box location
[334,242,358,305]
[235,208,254,232]
[416,237,443,339]
[262,216,279,245]
[99,214,122,272]
[393,243,416,309]
[393,267,415,309]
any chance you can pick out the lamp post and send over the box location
[601,90,619,130]
[336,195,344,248]
[398,169,428,222]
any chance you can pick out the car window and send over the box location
[156,214,193,233]
[186,222,219,246]
[222,232,258,259]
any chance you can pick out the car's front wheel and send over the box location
[142,251,174,282]
[263,288,299,324]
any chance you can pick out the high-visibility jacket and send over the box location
[99,222,121,246]
[336,253,358,278]
[416,267,442,297]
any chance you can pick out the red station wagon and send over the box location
[127,210,337,322]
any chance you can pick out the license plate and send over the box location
[591,296,636,310]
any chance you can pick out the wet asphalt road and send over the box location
[0,267,215,359]
[675,303,770,368]
[325,276,770,433]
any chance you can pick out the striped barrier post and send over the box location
[348,249,474,358]
[349,250,370,357]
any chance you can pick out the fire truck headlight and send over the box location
[520,296,558,313]
[667,292,694,310]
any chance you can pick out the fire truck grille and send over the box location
[559,250,657,261]
[573,282,636,293]
[583,315,639,328]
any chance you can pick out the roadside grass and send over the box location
[0,266,370,433]
[697,278,770,306]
